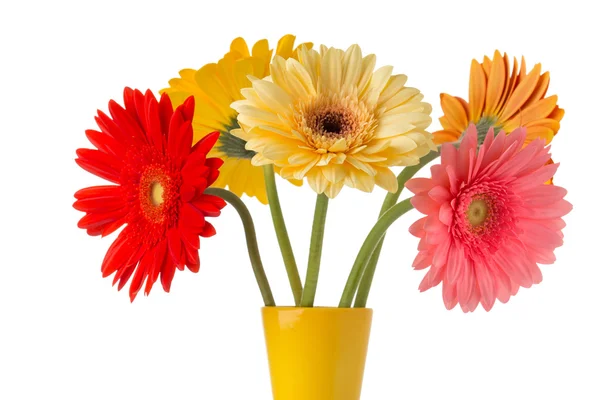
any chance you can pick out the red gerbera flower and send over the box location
[74,88,226,301]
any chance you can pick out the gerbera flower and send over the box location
[74,88,226,301]
[433,51,564,146]
[231,44,435,198]
[161,35,311,204]
[406,124,571,312]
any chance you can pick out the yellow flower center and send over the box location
[467,199,489,227]
[150,182,164,206]
[139,165,174,224]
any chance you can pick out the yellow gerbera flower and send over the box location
[433,50,564,145]
[161,35,311,204]
[231,45,435,199]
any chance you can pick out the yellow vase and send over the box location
[262,307,373,400]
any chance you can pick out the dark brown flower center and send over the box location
[310,108,357,138]
[321,112,344,134]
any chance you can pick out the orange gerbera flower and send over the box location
[433,51,564,146]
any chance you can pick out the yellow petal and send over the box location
[252,79,293,116]
[322,163,347,183]
[373,166,398,193]
[327,138,347,152]
[284,58,316,100]
[230,37,250,57]
[275,34,296,59]
[325,181,344,198]
[341,44,362,90]
[357,54,376,96]
[320,47,343,93]
[307,169,328,194]
[378,75,409,109]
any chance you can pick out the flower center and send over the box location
[295,94,377,152]
[150,182,164,206]
[139,165,175,224]
[467,199,488,227]
[316,110,354,136]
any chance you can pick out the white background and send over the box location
[1,0,598,399]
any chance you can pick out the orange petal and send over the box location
[433,129,461,145]
[498,63,542,122]
[503,95,558,131]
[525,118,560,132]
[482,55,492,77]
[548,106,565,123]
[440,94,469,132]
[522,71,550,110]
[468,59,486,121]
[524,125,555,145]
[484,51,506,115]
[496,55,518,117]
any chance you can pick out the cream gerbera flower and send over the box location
[161,35,310,204]
[231,45,435,198]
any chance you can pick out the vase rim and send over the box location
[261,306,372,311]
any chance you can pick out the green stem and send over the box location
[300,194,329,307]
[353,150,440,307]
[339,198,414,308]
[205,188,275,307]
[263,165,303,306]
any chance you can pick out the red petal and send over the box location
[95,110,127,143]
[73,195,124,213]
[180,203,206,233]
[129,250,153,301]
[85,129,125,157]
[196,194,226,210]
[181,229,200,250]
[145,240,167,295]
[101,229,133,277]
[160,256,176,292]
[181,95,195,122]
[200,221,216,238]
[192,201,222,217]
[206,157,225,170]
[167,229,184,268]
[108,99,146,145]
[77,209,127,233]
[180,183,196,203]
[186,247,200,273]
[192,131,220,154]
[76,149,121,183]
[143,90,164,152]
[75,185,120,200]
[158,92,174,137]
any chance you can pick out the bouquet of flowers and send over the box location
[73,34,571,399]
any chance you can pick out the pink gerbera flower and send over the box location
[406,124,571,312]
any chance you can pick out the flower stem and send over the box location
[300,193,329,307]
[339,198,414,308]
[263,165,303,306]
[353,150,440,307]
[205,188,275,307]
